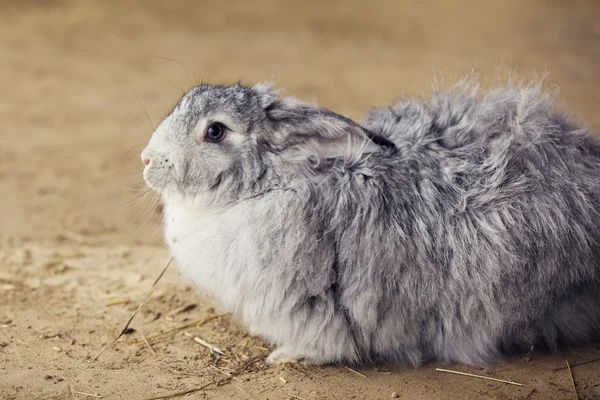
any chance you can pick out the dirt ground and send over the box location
[1,1,600,399]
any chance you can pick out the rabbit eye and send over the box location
[204,122,227,143]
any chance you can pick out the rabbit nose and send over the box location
[141,151,151,166]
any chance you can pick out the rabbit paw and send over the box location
[266,348,313,365]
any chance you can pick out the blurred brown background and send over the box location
[1,1,599,399]
[1,0,600,247]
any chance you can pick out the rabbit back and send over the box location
[318,83,600,364]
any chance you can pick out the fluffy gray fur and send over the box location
[141,80,600,366]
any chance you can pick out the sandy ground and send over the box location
[1,1,600,399]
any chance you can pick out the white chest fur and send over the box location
[161,192,353,363]
[162,194,294,325]
[165,201,245,311]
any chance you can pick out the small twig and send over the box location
[145,380,219,400]
[209,365,231,377]
[142,333,157,356]
[127,314,228,345]
[209,366,243,382]
[435,368,524,386]
[565,360,578,400]
[74,391,103,398]
[170,369,201,377]
[344,366,367,378]
[167,303,197,316]
[287,395,309,400]
[184,332,224,355]
[144,352,265,400]
[553,357,600,371]
[86,258,172,368]
[128,319,206,344]
[233,352,241,363]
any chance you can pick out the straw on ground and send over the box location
[184,332,224,355]
[344,366,367,378]
[144,352,266,400]
[435,368,524,386]
[565,360,579,400]
[127,313,228,345]
[553,357,600,371]
[86,258,173,367]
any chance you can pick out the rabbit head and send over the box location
[141,82,395,206]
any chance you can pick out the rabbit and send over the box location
[140,79,600,366]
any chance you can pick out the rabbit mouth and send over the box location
[142,165,178,195]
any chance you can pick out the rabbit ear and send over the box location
[253,80,284,109]
[264,97,395,166]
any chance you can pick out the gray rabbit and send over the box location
[141,80,600,366]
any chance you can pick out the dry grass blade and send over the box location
[145,381,216,400]
[85,258,173,368]
[142,333,157,356]
[373,368,392,375]
[565,360,578,400]
[167,303,197,316]
[553,357,600,371]
[73,391,103,398]
[144,352,266,400]
[344,366,367,378]
[184,332,224,355]
[127,313,228,345]
[104,299,132,307]
[288,395,309,400]
[435,368,524,386]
